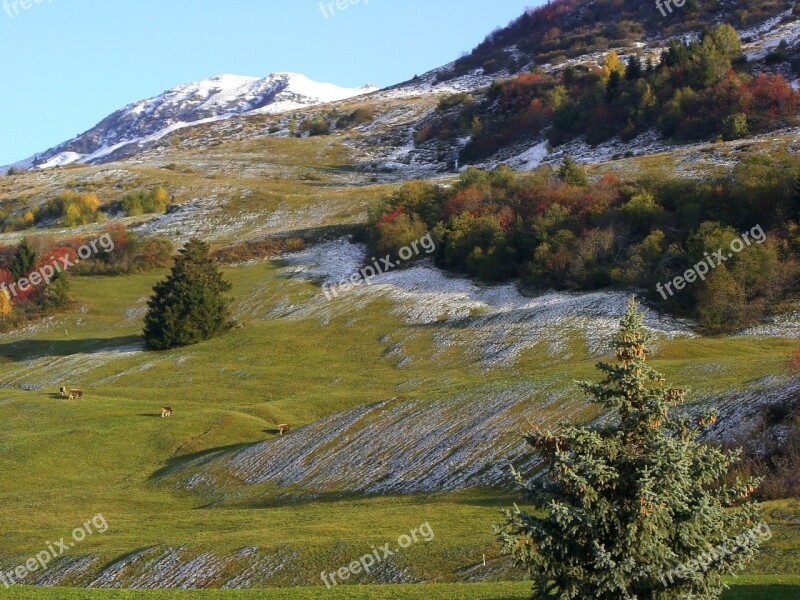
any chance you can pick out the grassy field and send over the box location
[1,122,799,593]
[4,577,800,599]
[0,260,797,589]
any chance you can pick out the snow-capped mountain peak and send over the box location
[10,73,378,170]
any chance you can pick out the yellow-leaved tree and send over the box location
[0,290,12,319]
[602,51,626,80]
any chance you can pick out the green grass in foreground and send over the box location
[4,577,800,599]
[1,252,799,586]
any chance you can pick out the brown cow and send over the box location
[161,407,174,418]
[278,424,291,435]
[69,389,84,400]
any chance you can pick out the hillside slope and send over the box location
[1,1,800,594]
[6,73,377,171]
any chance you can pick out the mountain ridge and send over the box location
[6,72,377,171]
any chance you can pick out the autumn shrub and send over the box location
[212,238,306,264]
[114,186,170,216]
[370,211,429,259]
[436,92,474,112]
[336,108,375,129]
[300,115,331,136]
[445,26,800,162]
[36,191,103,226]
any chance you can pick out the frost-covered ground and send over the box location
[2,236,797,588]
[132,192,367,245]
[173,237,800,502]
[0,343,144,391]
[0,541,417,589]
[277,238,695,369]
[182,380,570,496]
[741,8,800,61]
[169,238,800,504]
[738,310,800,338]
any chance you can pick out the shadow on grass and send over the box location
[262,427,288,435]
[723,585,800,599]
[0,335,143,360]
[149,441,256,480]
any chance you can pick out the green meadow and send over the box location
[0,120,798,596]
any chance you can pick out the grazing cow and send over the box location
[69,389,84,400]
[278,424,291,435]
[59,386,67,397]
[161,407,174,418]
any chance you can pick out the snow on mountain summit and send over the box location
[11,73,378,170]
[131,72,376,119]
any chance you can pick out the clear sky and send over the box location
[0,0,543,166]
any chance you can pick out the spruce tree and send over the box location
[143,238,233,350]
[498,298,763,599]
[10,239,36,281]
[557,157,588,187]
[625,55,643,80]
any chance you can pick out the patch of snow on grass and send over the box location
[280,239,695,367]
[504,140,550,170]
[737,310,800,338]
[0,343,144,390]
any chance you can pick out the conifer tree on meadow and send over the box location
[498,298,764,599]
[143,238,233,350]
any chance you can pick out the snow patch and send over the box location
[503,140,550,170]
[280,239,696,368]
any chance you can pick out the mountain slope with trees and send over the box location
[418,25,799,162]
[444,0,796,79]
[368,149,800,331]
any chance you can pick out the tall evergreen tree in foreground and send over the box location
[143,238,232,350]
[498,298,763,599]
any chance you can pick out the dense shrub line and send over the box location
[1,186,173,232]
[108,186,171,217]
[368,158,800,331]
[211,237,306,264]
[0,226,173,331]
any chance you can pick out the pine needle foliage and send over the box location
[498,297,764,599]
[143,238,233,350]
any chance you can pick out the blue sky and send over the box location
[0,0,543,165]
